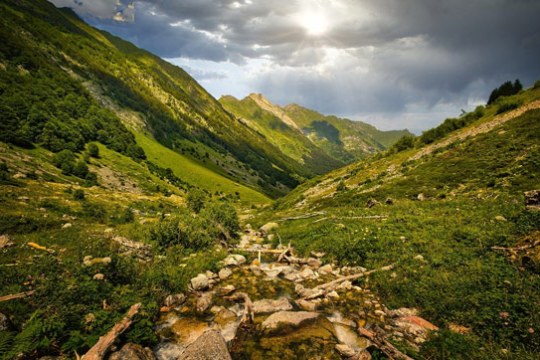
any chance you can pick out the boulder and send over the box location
[259,222,279,234]
[335,344,357,358]
[218,268,232,280]
[178,330,232,360]
[261,311,322,335]
[196,292,213,313]
[222,254,246,267]
[217,285,236,296]
[109,343,156,360]
[0,234,14,249]
[252,297,293,314]
[318,264,333,275]
[295,299,321,312]
[164,293,186,308]
[190,274,209,291]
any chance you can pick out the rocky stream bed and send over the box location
[118,223,437,360]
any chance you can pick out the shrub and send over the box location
[389,134,416,153]
[201,201,240,241]
[73,189,85,200]
[187,188,207,213]
[488,79,522,105]
[87,143,99,158]
[52,149,76,175]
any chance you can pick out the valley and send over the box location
[1,0,539,359]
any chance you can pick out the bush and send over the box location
[73,189,85,200]
[488,79,522,105]
[187,188,207,213]
[52,149,76,175]
[201,201,240,241]
[389,134,416,153]
[87,143,99,158]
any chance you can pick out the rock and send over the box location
[217,285,236,296]
[335,344,357,358]
[337,280,352,290]
[62,223,72,229]
[196,292,213,313]
[93,273,105,281]
[113,236,153,262]
[104,228,114,233]
[259,222,279,234]
[160,306,171,313]
[525,190,540,210]
[178,330,231,360]
[295,299,321,311]
[154,343,185,360]
[109,343,156,360]
[0,234,14,249]
[222,254,246,267]
[164,293,186,308]
[261,311,321,335]
[374,310,386,317]
[171,318,210,345]
[205,270,216,279]
[326,291,340,300]
[299,267,316,280]
[318,264,333,275]
[252,297,293,314]
[311,251,326,258]
[417,193,426,201]
[413,254,425,262]
[366,199,379,208]
[357,350,372,360]
[190,274,209,291]
[0,312,13,331]
[385,198,394,205]
[13,172,26,179]
[448,323,471,334]
[307,258,322,268]
[389,308,419,318]
[495,215,507,222]
[214,309,240,342]
[214,308,237,326]
[394,315,439,337]
[218,268,232,280]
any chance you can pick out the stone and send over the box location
[449,323,471,334]
[62,223,72,229]
[366,199,379,208]
[389,308,419,318]
[214,308,237,327]
[154,342,185,360]
[335,344,357,358]
[326,291,340,300]
[385,198,394,205]
[259,222,279,234]
[222,254,246,267]
[261,311,321,335]
[337,280,352,290]
[160,306,171,313]
[0,234,14,249]
[299,267,316,280]
[311,251,326,258]
[205,271,216,279]
[217,285,236,296]
[252,297,293,314]
[196,292,213,313]
[0,312,12,331]
[495,215,507,222]
[413,254,425,262]
[417,193,426,201]
[394,315,439,337]
[83,256,112,267]
[164,293,186,308]
[93,273,105,281]
[109,343,156,360]
[178,330,232,360]
[218,268,232,280]
[295,299,321,311]
[525,190,540,209]
[190,274,209,291]
[307,258,321,268]
[318,264,333,275]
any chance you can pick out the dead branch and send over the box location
[0,290,36,302]
[492,240,540,252]
[281,212,326,221]
[358,326,414,360]
[81,303,141,360]
[302,264,396,300]
[225,292,253,324]
[314,215,388,224]
[277,242,292,263]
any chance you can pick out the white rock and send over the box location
[318,264,333,275]
[223,254,246,267]
[252,297,293,314]
[259,222,279,234]
[62,223,72,229]
[191,273,209,291]
[218,268,232,280]
[335,344,357,358]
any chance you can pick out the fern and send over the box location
[1,312,44,359]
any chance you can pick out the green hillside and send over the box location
[0,0,317,198]
[255,85,540,358]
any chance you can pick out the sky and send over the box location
[49,0,540,133]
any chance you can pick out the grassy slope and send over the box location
[135,133,270,205]
[255,87,540,358]
[219,95,344,175]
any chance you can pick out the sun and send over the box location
[299,11,329,36]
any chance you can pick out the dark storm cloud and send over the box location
[48,0,540,130]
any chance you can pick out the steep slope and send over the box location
[220,95,344,175]
[0,0,312,198]
[255,85,540,357]
[221,93,412,169]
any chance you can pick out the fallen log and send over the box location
[358,326,414,360]
[226,292,253,324]
[492,240,540,252]
[81,303,141,360]
[0,290,35,302]
[281,212,326,221]
[302,264,396,300]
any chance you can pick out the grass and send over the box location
[135,132,271,205]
